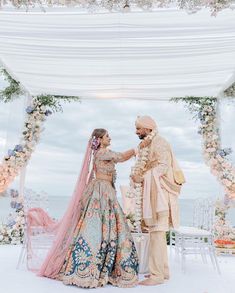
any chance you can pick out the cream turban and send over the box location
[135,115,157,130]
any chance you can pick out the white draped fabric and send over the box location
[0,8,235,99]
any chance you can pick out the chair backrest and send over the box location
[22,189,55,271]
[23,188,49,213]
[193,198,215,231]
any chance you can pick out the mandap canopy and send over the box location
[0,4,235,200]
[0,7,235,99]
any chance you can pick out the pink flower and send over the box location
[211,169,219,176]
[207,147,216,153]
[222,162,231,168]
[222,179,232,187]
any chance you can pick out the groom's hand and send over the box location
[131,174,144,183]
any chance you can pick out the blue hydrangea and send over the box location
[8,149,15,157]
[10,201,17,209]
[15,203,23,210]
[45,110,52,116]
[7,220,16,228]
[14,144,23,152]
[223,148,232,155]
[26,106,34,114]
[198,112,205,122]
[217,148,232,158]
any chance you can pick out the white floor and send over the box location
[0,245,234,293]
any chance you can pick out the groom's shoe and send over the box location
[144,274,170,280]
[139,277,164,286]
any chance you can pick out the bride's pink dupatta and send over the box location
[37,140,93,278]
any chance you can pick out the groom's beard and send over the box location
[138,134,146,140]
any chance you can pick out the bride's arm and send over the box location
[99,149,135,163]
[118,149,136,162]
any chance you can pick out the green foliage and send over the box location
[224,82,235,97]
[36,94,80,113]
[0,69,24,102]
[170,96,217,120]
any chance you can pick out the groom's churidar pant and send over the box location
[144,180,179,282]
[149,231,169,282]
[146,190,170,282]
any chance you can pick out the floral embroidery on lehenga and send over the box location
[57,149,139,288]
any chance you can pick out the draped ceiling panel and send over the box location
[0,8,235,99]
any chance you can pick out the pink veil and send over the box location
[37,139,93,278]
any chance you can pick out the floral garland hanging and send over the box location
[126,130,156,233]
[0,68,80,193]
[171,97,235,200]
[0,0,232,16]
[214,199,235,251]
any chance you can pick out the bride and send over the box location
[38,128,139,288]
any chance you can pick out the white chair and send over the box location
[170,198,221,274]
[17,189,54,270]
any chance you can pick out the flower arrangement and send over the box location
[0,189,25,245]
[0,68,80,193]
[91,136,100,150]
[0,97,52,192]
[127,130,156,233]
[172,97,235,250]
[214,199,235,249]
[172,97,235,200]
[0,0,232,15]
[214,239,235,248]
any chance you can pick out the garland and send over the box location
[0,68,80,193]
[171,97,235,200]
[0,0,232,15]
[127,130,156,233]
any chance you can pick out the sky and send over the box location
[1,73,235,201]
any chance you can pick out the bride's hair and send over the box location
[91,128,107,139]
[91,128,107,150]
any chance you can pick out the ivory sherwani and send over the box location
[140,133,185,283]
[142,134,185,232]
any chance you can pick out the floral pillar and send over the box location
[173,97,235,201]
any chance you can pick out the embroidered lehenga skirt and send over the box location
[58,178,139,288]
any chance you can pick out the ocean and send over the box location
[0,196,234,226]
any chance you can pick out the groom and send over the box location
[131,115,185,286]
